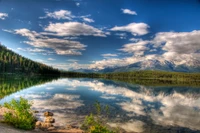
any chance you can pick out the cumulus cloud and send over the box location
[121,9,137,15]
[82,17,94,23]
[0,12,8,20]
[44,22,106,37]
[89,56,141,69]
[153,31,200,54]
[119,40,150,55]
[152,30,200,65]
[110,23,149,36]
[40,10,74,20]
[14,29,86,55]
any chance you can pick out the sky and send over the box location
[0,0,200,70]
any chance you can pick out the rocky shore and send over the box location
[0,107,84,133]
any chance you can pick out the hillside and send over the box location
[0,44,60,75]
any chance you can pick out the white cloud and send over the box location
[89,57,139,69]
[110,23,149,36]
[44,22,106,37]
[76,2,80,7]
[121,9,137,15]
[129,38,142,42]
[153,31,200,54]
[83,17,94,23]
[115,33,127,37]
[67,59,79,62]
[152,30,200,65]
[119,40,150,55]
[36,59,45,63]
[14,29,86,55]
[0,12,8,20]
[40,10,74,20]
[48,58,55,61]
[115,33,127,39]
[101,53,118,58]
[17,47,54,55]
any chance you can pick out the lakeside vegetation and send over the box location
[2,97,36,130]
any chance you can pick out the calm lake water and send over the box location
[0,76,200,133]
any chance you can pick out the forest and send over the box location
[0,43,60,75]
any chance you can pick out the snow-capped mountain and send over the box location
[71,59,200,73]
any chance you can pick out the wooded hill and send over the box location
[0,44,60,75]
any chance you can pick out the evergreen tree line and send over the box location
[0,44,60,75]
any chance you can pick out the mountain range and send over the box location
[71,59,200,73]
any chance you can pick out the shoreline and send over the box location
[0,107,84,133]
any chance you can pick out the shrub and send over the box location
[81,101,116,133]
[3,97,36,130]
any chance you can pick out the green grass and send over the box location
[3,97,36,130]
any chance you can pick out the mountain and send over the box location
[0,44,60,75]
[72,59,200,73]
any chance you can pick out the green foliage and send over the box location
[0,43,60,75]
[3,97,36,130]
[82,102,115,133]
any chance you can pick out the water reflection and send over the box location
[0,75,58,99]
[0,78,200,133]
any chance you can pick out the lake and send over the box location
[0,76,200,133]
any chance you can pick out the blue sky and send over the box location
[0,0,200,70]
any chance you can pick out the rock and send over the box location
[48,126,56,130]
[41,122,53,128]
[45,116,55,123]
[44,111,53,117]
[35,121,42,128]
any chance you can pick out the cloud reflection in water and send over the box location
[1,78,200,132]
